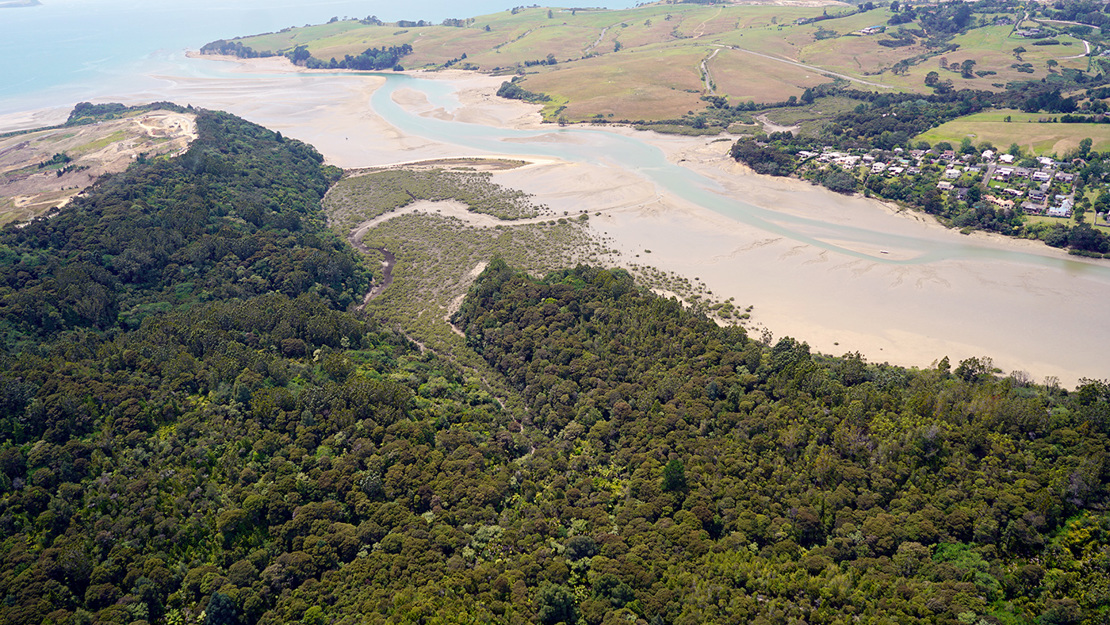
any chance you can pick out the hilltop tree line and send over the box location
[497,77,553,104]
[199,40,413,72]
[199,40,277,59]
[288,44,413,72]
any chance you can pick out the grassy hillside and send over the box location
[217,1,1107,122]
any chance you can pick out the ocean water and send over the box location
[0,0,636,115]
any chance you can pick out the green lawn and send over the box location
[917,109,1110,156]
[1025,214,1110,229]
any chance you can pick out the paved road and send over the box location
[1061,39,1091,60]
[1033,19,1093,59]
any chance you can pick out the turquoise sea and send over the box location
[0,0,636,115]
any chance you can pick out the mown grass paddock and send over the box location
[917,109,1110,155]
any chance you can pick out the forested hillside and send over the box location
[0,107,1106,625]
[0,107,364,349]
[449,261,1110,625]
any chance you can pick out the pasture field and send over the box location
[881,27,1090,92]
[801,33,922,79]
[916,109,1110,155]
[709,47,833,103]
[232,21,368,55]
[521,45,707,121]
[228,2,1104,122]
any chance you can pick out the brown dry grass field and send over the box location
[710,48,832,103]
[520,46,707,121]
[230,2,1101,122]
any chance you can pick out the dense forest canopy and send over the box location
[0,107,364,349]
[0,106,1106,625]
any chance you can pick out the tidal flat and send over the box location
[2,56,1107,385]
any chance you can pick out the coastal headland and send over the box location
[0,109,196,225]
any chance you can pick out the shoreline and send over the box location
[2,53,1106,385]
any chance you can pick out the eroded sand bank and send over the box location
[2,56,1106,385]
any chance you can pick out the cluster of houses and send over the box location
[984,150,1076,216]
[796,145,1077,217]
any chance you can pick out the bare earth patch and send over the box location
[0,110,196,225]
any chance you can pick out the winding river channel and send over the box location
[370,73,1110,277]
[358,72,1110,383]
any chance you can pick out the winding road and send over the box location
[1031,18,1093,60]
[585,25,610,53]
[701,48,720,93]
[1061,38,1091,60]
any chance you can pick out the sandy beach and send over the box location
[2,56,1107,385]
